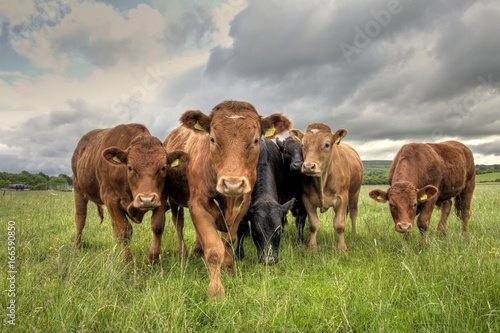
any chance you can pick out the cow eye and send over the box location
[127,166,133,172]
[253,138,259,145]
[210,137,215,144]
[325,142,330,149]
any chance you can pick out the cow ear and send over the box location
[261,113,292,138]
[102,147,127,165]
[289,129,304,142]
[281,198,296,215]
[332,128,348,145]
[275,138,283,150]
[167,150,189,169]
[369,189,388,203]
[180,110,210,133]
[417,185,438,202]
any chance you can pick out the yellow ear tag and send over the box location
[194,121,204,131]
[293,135,301,142]
[170,159,179,168]
[334,136,342,145]
[113,156,122,163]
[420,194,428,201]
[377,195,384,201]
[264,125,276,138]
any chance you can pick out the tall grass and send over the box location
[1,186,499,332]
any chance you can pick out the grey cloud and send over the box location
[165,4,216,52]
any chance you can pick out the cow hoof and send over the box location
[337,245,348,253]
[208,284,226,300]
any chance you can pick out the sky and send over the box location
[1,0,499,176]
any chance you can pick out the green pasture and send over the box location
[1,185,499,332]
[476,172,500,183]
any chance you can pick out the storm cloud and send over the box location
[1,0,499,175]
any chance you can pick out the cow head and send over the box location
[102,135,168,213]
[180,100,292,197]
[290,123,347,177]
[277,136,304,173]
[369,182,438,233]
[247,198,296,265]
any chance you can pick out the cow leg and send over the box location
[190,205,226,299]
[457,184,474,235]
[348,190,360,235]
[221,231,235,273]
[295,213,306,245]
[303,197,319,250]
[73,190,88,249]
[171,204,188,258]
[193,233,204,256]
[235,219,250,260]
[107,204,133,263]
[416,201,436,239]
[148,205,166,264]
[436,200,451,236]
[333,194,349,253]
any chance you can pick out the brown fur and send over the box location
[369,141,475,238]
[164,100,292,299]
[290,123,364,252]
[72,123,183,263]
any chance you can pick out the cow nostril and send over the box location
[396,223,412,232]
[139,195,155,205]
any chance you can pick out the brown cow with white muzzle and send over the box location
[369,141,475,238]
[72,123,185,263]
[290,123,364,252]
[164,100,292,299]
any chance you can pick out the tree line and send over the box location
[0,171,72,191]
[1,163,499,190]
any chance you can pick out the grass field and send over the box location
[476,172,500,183]
[1,185,499,332]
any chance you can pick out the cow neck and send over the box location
[253,161,279,200]
[213,195,247,231]
[309,148,335,213]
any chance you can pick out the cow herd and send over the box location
[71,100,476,299]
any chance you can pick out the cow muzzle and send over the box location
[258,245,279,266]
[216,176,251,197]
[395,222,413,233]
[134,193,160,210]
[290,161,303,173]
[302,162,320,176]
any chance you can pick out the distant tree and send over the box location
[50,175,69,191]
[58,174,73,187]
[38,172,51,182]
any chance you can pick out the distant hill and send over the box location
[362,160,392,172]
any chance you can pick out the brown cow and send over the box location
[369,141,475,238]
[290,123,364,252]
[72,123,185,263]
[164,100,292,299]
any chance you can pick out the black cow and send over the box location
[235,138,296,265]
[276,136,308,244]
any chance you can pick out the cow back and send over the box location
[72,124,151,204]
[389,141,475,201]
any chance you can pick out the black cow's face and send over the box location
[247,198,295,265]
[279,137,304,173]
